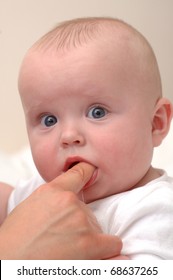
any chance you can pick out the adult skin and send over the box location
[0,162,123,259]
[0,183,13,225]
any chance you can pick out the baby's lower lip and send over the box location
[83,168,98,190]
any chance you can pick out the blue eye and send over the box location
[41,115,57,127]
[88,106,107,119]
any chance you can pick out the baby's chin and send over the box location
[83,180,128,204]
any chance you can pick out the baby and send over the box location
[3,17,173,259]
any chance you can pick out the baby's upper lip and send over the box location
[63,156,89,172]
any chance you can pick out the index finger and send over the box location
[50,162,96,193]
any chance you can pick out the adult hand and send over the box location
[0,162,123,259]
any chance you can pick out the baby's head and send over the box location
[18,17,172,203]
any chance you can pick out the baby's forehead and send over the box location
[22,19,161,102]
[30,20,155,81]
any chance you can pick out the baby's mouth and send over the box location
[63,157,98,198]
[63,157,85,172]
[83,168,98,190]
[67,161,80,170]
[63,157,98,187]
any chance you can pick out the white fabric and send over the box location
[0,148,36,185]
[90,172,173,260]
[8,171,173,259]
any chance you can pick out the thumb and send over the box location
[50,162,96,194]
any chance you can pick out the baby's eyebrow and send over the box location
[24,102,46,116]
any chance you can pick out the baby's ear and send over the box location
[152,98,173,147]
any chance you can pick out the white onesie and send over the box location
[8,171,173,259]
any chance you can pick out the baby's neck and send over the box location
[134,166,163,189]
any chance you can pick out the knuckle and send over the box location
[62,191,78,204]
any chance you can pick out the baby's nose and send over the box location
[60,128,85,147]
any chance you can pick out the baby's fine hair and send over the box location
[34,17,150,51]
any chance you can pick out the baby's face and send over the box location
[18,40,156,203]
